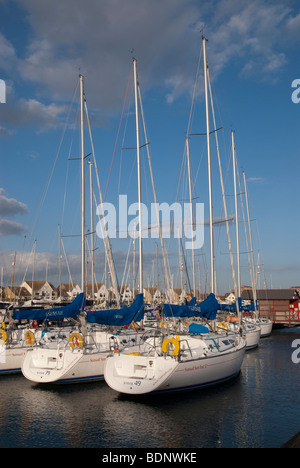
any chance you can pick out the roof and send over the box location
[4,286,30,298]
[241,289,299,301]
[58,283,79,291]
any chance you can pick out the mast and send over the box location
[84,101,120,307]
[58,224,62,299]
[156,241,159,290]
[202,36,215,294]
[31,239,37,300]
[132,224,136,298]
[11,251,16,302]
[79,74,86,293]
[232,130,241,297]
[186,136,196,297]
[243,171,258,313]
[88,160,94,299]
[133,58,143,294]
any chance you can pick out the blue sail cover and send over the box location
[240,299,258,312]
[163,293,219,320]
[188,297,197,307]
[12,293,86,321]
[218,298,258,313]
[86,293,144,326]
[218,299,240,313]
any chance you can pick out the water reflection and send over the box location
[0,329,299,448]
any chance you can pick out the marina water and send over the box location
[0,328,299,448]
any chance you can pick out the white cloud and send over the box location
[206,0,292,78]
[0,218,28,237]
[0,189,29,238]
[0,86,68,131]
[0,32,17,71]
[0,188,29,216]
[247,177,264,184]
[0,0,299,125]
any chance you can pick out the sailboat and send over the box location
[0,293,84,375]
[216,131,261,350]
[22,74,148,384]
[21,293,147,383]
[240,171,272,338]
[104,40,246,396]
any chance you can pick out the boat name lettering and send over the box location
[185,365,206,372]
[123,380,141,386]
[46,311,64,317]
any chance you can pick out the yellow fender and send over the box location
[0,329,7,345]
[24,330,36,346]
[162,337,180,356]
[131,322,140,329]
[217,322,228,330]
[69,332,84,348]
[159,321,168,330]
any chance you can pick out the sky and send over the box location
[0,0,300,296]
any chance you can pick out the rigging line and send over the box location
[237,161,254,290]
[163,55,203,285]
[28,81,79,245]
[166,43,203,267]
[17,241,35,301]
[61,237,74,286]
[180,43,203,206]
[118,92,133,197]
[61,139,72,228]
[104,62,133,203]
[61,99,79,228]
[137,84,171,296]
[120,236,133,292]
[84,100,121,304]
[186,43,203,138]
[173,68,199,208]
[166,47,203,257]
[207,65,236,290]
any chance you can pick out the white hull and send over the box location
[0,328,43,375]
[22,347,107,383]
[0,346,28,374]
[243,324,261,350]
[244,318,273,338]
[21,328,150,384]
[104,333,246,395]
[259,320,273,337]
[217,321,261,350]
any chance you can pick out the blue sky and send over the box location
[0,0,300,295]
